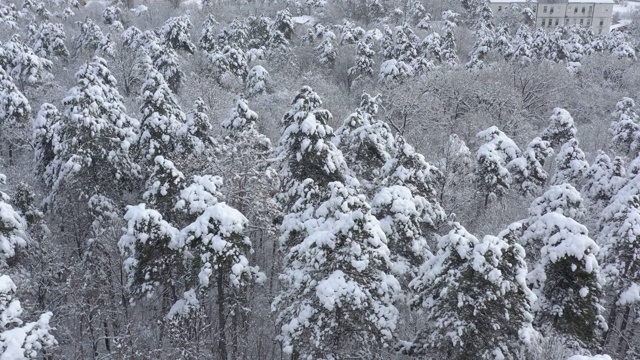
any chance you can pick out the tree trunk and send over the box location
[217,270,228,360]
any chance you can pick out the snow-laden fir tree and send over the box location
[542,107,578,148]
[475,126,521,205]
[525,210,606,348]
[136,55,186,164]
[333,93,395,189]
[508,137,554,196]
[596,171,640,356]
[198,14,219,53]
[582,151,626,211]
[43,57,139,202]
[179,97,214,153]
[271,10,294,41]
[72,18,113,57]
[348,40,375,83]
[609,97,640,156]
[315,38,337,67]
[0,174,57,358]
[406,222,536,359]
[27,21,69,59]
[32,103,59,177]
[0,34,53,91]
[273,86,400,359]
[207,45,248,85]
[160,15,196,54]
[550,138,589,186]
[0,67,30,129]
[245,65,269,96]
[246,15,270,50]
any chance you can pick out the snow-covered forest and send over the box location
[1,0,640,358]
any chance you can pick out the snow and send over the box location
[613,1,640,14]
[292,16,316,25]
[567,356,612,360]
[617,283,640,305]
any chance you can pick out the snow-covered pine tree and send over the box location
[596,171,640,356]
[475,126,521,205]
[348,40,375,83]
[136,56,186,165]
[160,15,196,54]
[179,97,214,153]
[245,65,269,96]
[273,87,400,359]
[609,97,640,156]
[314,38,337,67]
[542,107,578,148]
[44,57,139,202]
[198,14,219,53]
[582,151,626,211]
[27,21,69,59]
[406,222,536,359]
[526,210,606,348]
[271,10,294,41]
[508,137,554,196]
[333,93,395,189]
[0,34,53,91]
[0,67,30,129]
[550,138,589,186]
[32,103,60,177]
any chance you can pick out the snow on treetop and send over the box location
[617,283,640,306]
[175,175,224,214]
[567,355,612,360]
[528,183,586,220]
[526,212,599,271]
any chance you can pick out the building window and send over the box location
[580,18,584,25]
[574,7,578,13]
[555,18,559,26]
[582,6,586,13]
[588,6,592,13]
[600,18,604,26]
[587,19,591,26]
[542,18,546,26]
[543,5,547,13]
[565,18,569,24]
[498,5,502,11]
[550,7,554,14]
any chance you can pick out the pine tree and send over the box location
[333,93,395,188]
[542,107,578,148]
[406,222,536,359]
[348,40,375,82]
[180,97,214,153]
[44,57,139,201]
[582,151,626,210]
[475,126,521,205]
[609,97,640,156]
[198,14,219,53]
[32,103,60,176]
[246,15,270,50]
[0,67,30,129]
[271,10,294,41]
[160,15,196,54]
[137,58,185,164]
[508,137,554,196]
[245,65,270,96]
[526,211,606,347]
[314,38,337,67]
[27,21,69,59]
[550,138,589,186]
[1,34,53,91]
[273,87,400,358]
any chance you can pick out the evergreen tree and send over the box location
[32,103,60,176]
[526,211,606,347]
[271,10,294,41]
[333,93,395,188]
[508,137,554,196]
[314,38,337,67]
[137,58,185,164]
[406,222,535,359]
[27,21,69,59]
[198,14,219,53]
[550,138,589,186]
[0,68,30,129]
[348,40,375,82]
[44,57,139,201]
[245,65,270,96]
[475,126,520,205]
[273,87,400,358]
[160,15,196,54]
[609,97,640,156]
[542,107,578,148]
[582,151,626,210]
[1,34,53,91]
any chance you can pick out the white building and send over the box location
[488,0,615,34]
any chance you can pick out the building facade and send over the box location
[488,0,615,34]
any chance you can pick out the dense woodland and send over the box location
[1,0,640,358]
